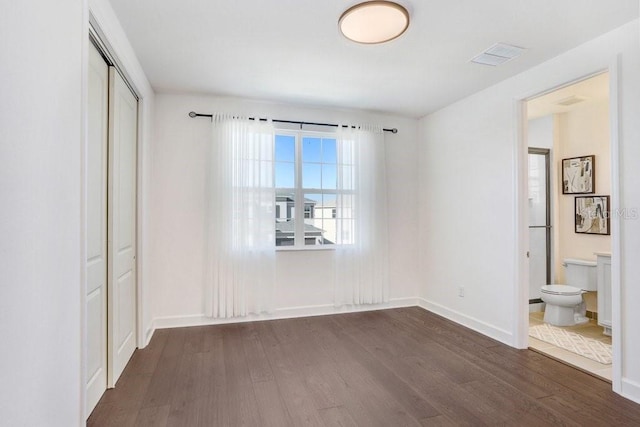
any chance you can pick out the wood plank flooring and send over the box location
[88,307,640,426]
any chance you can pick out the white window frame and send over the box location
[275,129,352,250]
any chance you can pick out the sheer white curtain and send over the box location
[205,115,276,318]
[334,125,389,305]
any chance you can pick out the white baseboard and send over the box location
[152,297,419,330]
[416,297,513,346]
[143,327,155,347]
[621,378,640,404]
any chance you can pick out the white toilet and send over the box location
[540,258,597,326]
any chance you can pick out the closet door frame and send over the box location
[84,23,144,419]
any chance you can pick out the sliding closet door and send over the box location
[86,42,109,414]
[107,67,138,386]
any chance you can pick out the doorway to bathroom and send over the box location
[525,72,613,381]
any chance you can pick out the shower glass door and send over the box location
[528,148,551,304]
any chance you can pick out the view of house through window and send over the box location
[274,132,354,247]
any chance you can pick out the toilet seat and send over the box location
[540,284,583,296]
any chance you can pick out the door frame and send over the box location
[86,30,141,393]
[513,61,622,392]
[88,11,150,351]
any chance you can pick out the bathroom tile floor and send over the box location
[529,311,612,381]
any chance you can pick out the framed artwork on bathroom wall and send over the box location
[562,155,595,194]
[575,195,610,235]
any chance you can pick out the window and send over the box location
[274,131,353,247]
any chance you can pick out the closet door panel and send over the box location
[108,67,138,386]
[86,42,109,416]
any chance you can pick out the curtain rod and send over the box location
[188,111,398,134]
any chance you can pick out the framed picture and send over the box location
[562,155,595,194]
[575,196,610,235]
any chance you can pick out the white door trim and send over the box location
[608,58,622,393]
[513,61,622,391]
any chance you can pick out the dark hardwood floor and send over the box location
[88,307,640,426]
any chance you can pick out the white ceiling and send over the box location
[108,0,638,118]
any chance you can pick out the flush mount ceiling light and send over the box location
[339,1,410,44]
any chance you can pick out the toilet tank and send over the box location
[564,258,597,291]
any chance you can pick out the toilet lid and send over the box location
[541,284,583,296]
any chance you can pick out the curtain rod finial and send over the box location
[188,111,197,118]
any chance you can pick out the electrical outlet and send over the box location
[458,287,465,297]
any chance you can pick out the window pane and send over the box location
[322,138,337,163]
[303,196,315,218]
[303,163,321,189]
[275,193,295,246]
[303,193,322,245]
[275,193,295,221]
[304,193,321,221]
[275,162,295,188]
[322,164,337,189]
[323,191,336,204]
[275,135,295,162]
[321,193,337,245]
[322,222,336,245]
[302,137,322,163]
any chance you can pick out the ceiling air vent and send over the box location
[471,43,526,66]
[556,95,587,106]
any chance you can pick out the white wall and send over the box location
[150,94,420,326]
[0,1,84,425]
[555,102,611,284]
[418,87,516,343]
[528,116,554,150]
[418,20,640,402]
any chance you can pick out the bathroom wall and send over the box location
[554,98,611,311]
[528,116,554,150]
